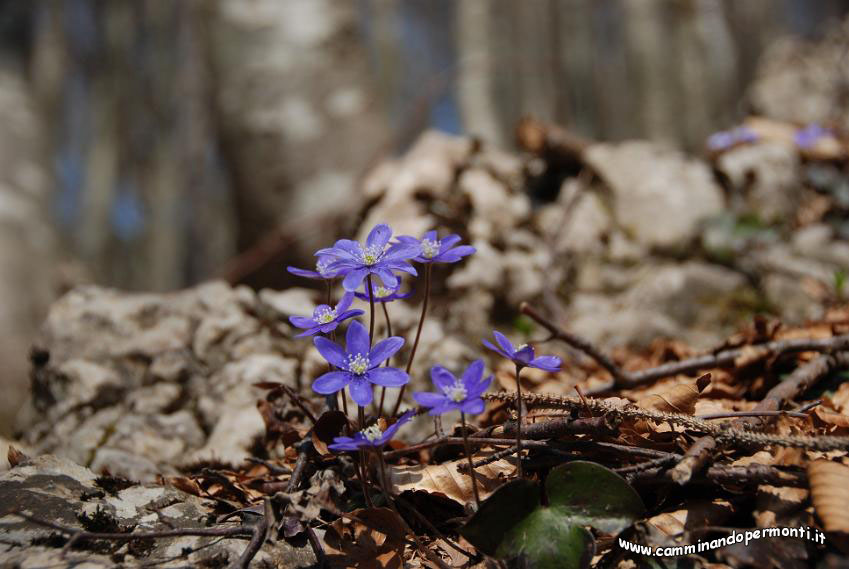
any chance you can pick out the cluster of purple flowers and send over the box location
[288,222,563,453]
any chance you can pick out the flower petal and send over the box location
[435,246,475,263]
[493,331,515,355]
[413,391,447,408]
[296,326,322,338]
[380,410,415,441]
[366,224,392,249]
[430,366,456,390]
[530,355,562,372]
[438,234,461,251]
[384,242,421,261]
[348,378,373,406]
[467,375,493,398]
[346,319,370,357]
[314,336,348,368]
[336,292,354,313]
[312,371,350,394]
[342,268,369,292]
[287,266,320,279]
[367,367,409,387]
[369,336,404,365]
[375,268,399,289]
[289,316,316,329]
[429,401,459,416]
[336,310,363,323]
[461,398,485,415]
[482,339,510,360]
[515,345,535,365]
[461,359,485,387]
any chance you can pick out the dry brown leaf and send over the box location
[830,383,849,414]
[813,407,849,428]
[389,455,514,506]
[323,507,408,569]
[635,373,709,415]
[6,445,26,468]
[808,460,849,534]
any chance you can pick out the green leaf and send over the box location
[460,462,645,569]
[459,479,539,556]
[545,461,645,534]
[498,509,594,569]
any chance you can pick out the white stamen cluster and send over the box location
[516,343,529,352]
[360,244,383,266]
[375,286,393,299]
[316,259,332,277]
[442,380,468,403]
[347,353,370,375]
[315,306,337,324]
[420,238,439,259]
[362,424,383,442]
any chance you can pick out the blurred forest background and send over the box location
[1,0,849,434]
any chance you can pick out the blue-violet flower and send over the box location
[288,292,363,337]
[353,280,413,303]
[795,124,832,149]
[483,330,562,371]
[328,410,415,452]
[413,359,492,416]
[312,320,409,406]
[396,230,476,264]
[318,224,419,292]
[287,254,339,280]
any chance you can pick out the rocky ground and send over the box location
[4,20,849,569]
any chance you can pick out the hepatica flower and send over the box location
[288,292,363,337]
[706,126,758,151]
[483,331,562,371]
[318,224,419,292]
[312,320,409,406]
[795,123,832,149]
[413,360,492,416]
[328,410,415,452]
[354,280,413,303]
[287,254,339,280]
[396,230,476,264]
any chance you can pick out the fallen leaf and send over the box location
[636,373,710,415]
[7,445,26,468]
[389,455,515,506]
[323,507,408,569]
[808,460,849,534]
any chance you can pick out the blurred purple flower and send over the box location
[311,320,409,406]
[396,230,476,264]
[318,224,419,292]
[483,331,561,372]
[353,280,413,303]
[413,360,492,416]
[287,254,339,280]
[328,410,415,451]
[707,126,758,151]
[288,292,363,338]
[795,124,832,149]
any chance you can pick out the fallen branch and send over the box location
[520,302,849,392]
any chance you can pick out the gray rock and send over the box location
[584,141,724,250]
[0,454,315,568]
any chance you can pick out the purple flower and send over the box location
[287,254,339,280]
[483,331,562,372]
[328,410,415,452]
[396,230,476,264]
[288,292,364,338]
[413,360,492,416]
[312,320,409,406]
[795,124,832,149]
[706,126,758,151]
[318,224,419,292]
[353,280,413,303]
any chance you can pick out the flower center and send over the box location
[375,286,392,299]
[315,307,337,324]
[362,424,383,442]
[442,381,468,403]
[421,238,439,259]
[347,353,370,375]
[316,259,331,277]
[360,245,383,266]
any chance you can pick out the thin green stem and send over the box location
[515,363,524,478]
[392,263,432,416]
[461,412,481,508]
